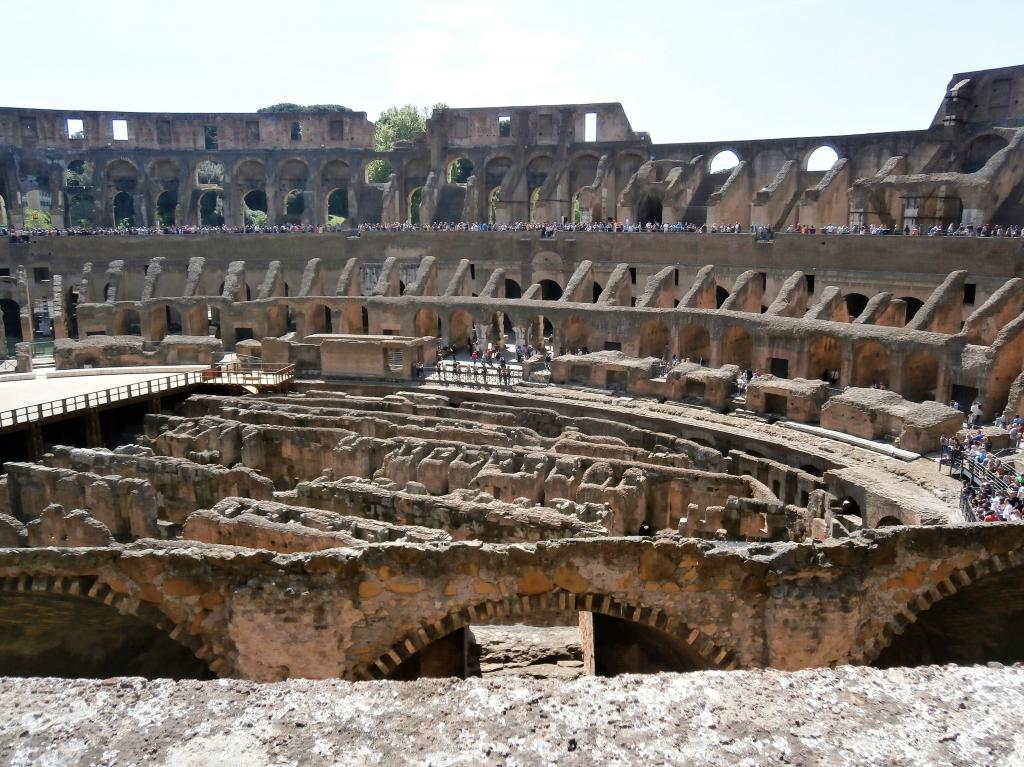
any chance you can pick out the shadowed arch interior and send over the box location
[0,591,214,679]
[873,563,1024,668]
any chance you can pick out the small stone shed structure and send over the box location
[821,387,963,453]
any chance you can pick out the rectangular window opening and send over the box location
[469,263,476,280]
[963,283,976,305]
[330,119,344,140]
[674,268,679,286]
[246,120,260,143]
[759,272,767,291]
[66,118,85,140]
[33,267,51,283]
[205,125,219,150]
[291,121,302,141]
[112,119,129,141]
[628,267,637,284]
[584,112,597,142]
[805,274,815,294]
[498,116,511,138]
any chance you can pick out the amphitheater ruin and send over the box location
[1,63,1024,700]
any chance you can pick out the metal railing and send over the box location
[0,371,204,430]
[424,364,522,387]
[202,360,295,387]
[945,445,1015,523]
[0,362,296,431]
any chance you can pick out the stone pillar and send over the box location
[902,196,921,231]
[85,409,102,448]
[838,342,854,388]
[709,331,724,368]
[141,305,167,343]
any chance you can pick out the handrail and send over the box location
[424,364,522,387]
[0,363,296,431]
[0,371,203,430]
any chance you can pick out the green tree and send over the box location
[64,160,93,188]
[197,160,224,185]
[244,208,268,227]
[366,104,446,183]
[23,208,52,228]
[257,103,351,113]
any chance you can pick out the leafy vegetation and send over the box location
[257,103,351,113]
[366,104,448,183]
[23,208,52,228]
[64,160,93,188]
[197,161,224,185]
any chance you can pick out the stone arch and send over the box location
[720,326,753,368]
[855,549,1024,667]
[504,279,522,300]
[530,251,564,286]
[538,279,563,301]
[615,152,646,185]
[899,296,924,323]
[804,145,840,171]
[112,191,134,226]
[447,157,474,184]
[851,340,891,388]
[561,314,589,351]
[0,573,220,678]
[678,324,711,362]
[354,589,736,680]
[900,349,939,402]
[199,189,224,226]
[320,158,350,189]
[283,189,305,225]
[407,186,424,225]
[276,158,309,190]
[807,335,842,381]
[195,158,224,186]
[414,308,442,338]
[105,158,139,192]
[637,195,663,225]
[449,310,474,346]
[1,298,22,347]
[243,189,268,216]
[638,319,670,359]
[483,155,513,192]
[326,188,349,225]
[708,150,740,174]
[844,293,869,320]
[569,153,600,196]
[234,158,266,188]
[155,190,177,226]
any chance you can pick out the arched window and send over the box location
[806,146,839,172]
[709,150,739,174]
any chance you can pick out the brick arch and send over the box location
[353,589,738,681]
[0,572,229,677]
[852,547,1024,666]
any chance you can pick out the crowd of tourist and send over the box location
[6,219,1024,241]
[942,413,1024,522]
[787,222,1024,237]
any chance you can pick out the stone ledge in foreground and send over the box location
[0,665,1021,766]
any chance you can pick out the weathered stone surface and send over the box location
[1,666,1022,766]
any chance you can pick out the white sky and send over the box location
[5,0,1020,143]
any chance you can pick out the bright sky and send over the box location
[6,0,1020,144]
